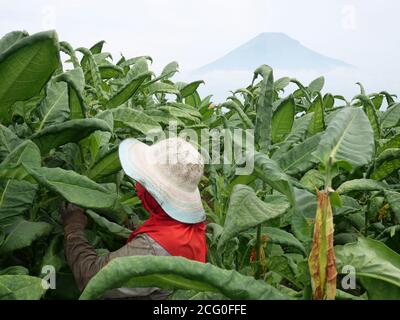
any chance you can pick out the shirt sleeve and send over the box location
[64,224,171,299]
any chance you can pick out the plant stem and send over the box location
[255,224,262,279]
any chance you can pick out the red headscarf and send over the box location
[127,182,207,262]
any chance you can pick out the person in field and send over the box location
[61,137,207,299]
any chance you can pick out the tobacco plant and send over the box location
[0,30,400,300]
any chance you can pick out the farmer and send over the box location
[61,137,207,299]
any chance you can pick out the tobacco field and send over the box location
[0,30,400,300]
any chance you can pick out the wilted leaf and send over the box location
[308,191,337,300]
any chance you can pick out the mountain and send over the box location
[195,32,351,73]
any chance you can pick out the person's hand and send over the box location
[60,202,87,230]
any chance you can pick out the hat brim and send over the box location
[118,138,206,224]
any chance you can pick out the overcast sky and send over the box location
[1,0,399,99]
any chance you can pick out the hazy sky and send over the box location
[1,0,399,99]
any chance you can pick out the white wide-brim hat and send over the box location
[118,137,206,224]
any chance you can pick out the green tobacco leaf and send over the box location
[0,31,60,123]
[0,124,22,160]
[291,187,317,243]
[176,80,204,98]
[0,275,47,300]
[312,107,374,170]
[254,152,295,204]
[32,119,111,154]
[0,180,37,222]
[33,81,69,131]
[271,112,314,160]
[80,130,111,165]
[271,95,295,143]
[185,91,202,108]
[254,65,274,152]
[0,219,52,254]
[261,227,306,255]
[0,266,29,276]
[336,238,400,300]
[277,133,321,176]
[337,179,387,194]
[59,41,79,68]
[371,148,400,181]
[25,167,125,222]
[307,94,325,136]
[0,30,29,54]
[106,72,151,108]
[381,103,400,129]
[363,98,381,140]
[308,191,337,300]
[87,210,131,239]
[112,107,162,135]
[0,283,14,299]
[160,61,179,79]
[87,147,121,181]
[54,67,86,119]
[80,255,288,300]
[323,93,334,110]
[0,140,41,180]
[354,94,381,140]
[77,47,103,100]
[147,82,180,96]
[169,290,227,300]
[274,77,291,92]
[378,133,400,154]
[219,101,253,129]
[218,185,290,249]
[308,76,325,95]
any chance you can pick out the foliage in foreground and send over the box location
[0,30,400,300]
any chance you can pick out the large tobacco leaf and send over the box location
[86,147,121,181]
[312,107,374,170]
[0,180,37,222]
[80,255,289,300]
[25,166,126,223]
[0,31,29,54]
[254,152,295,204]
[0,275,47,300]
[277,133,321,176]
[112,107,161,135]
[0,219,52,254]
[33,80,69,130]
[335,238,400,300]
[0,31,60,123]
[254,65,274,152]
[86,210,131,239]
[271,95,295,143]
[106,72,151,108]
[31,118,112,154]
[0,140,41,180]
[218,185,290,250]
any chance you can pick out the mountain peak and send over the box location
[195,32,350,73]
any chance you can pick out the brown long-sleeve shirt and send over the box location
[64,223,172,299]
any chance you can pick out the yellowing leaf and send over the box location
[308,190,337,300]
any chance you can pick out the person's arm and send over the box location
[62,203,109,291]
[61,203,171,297]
